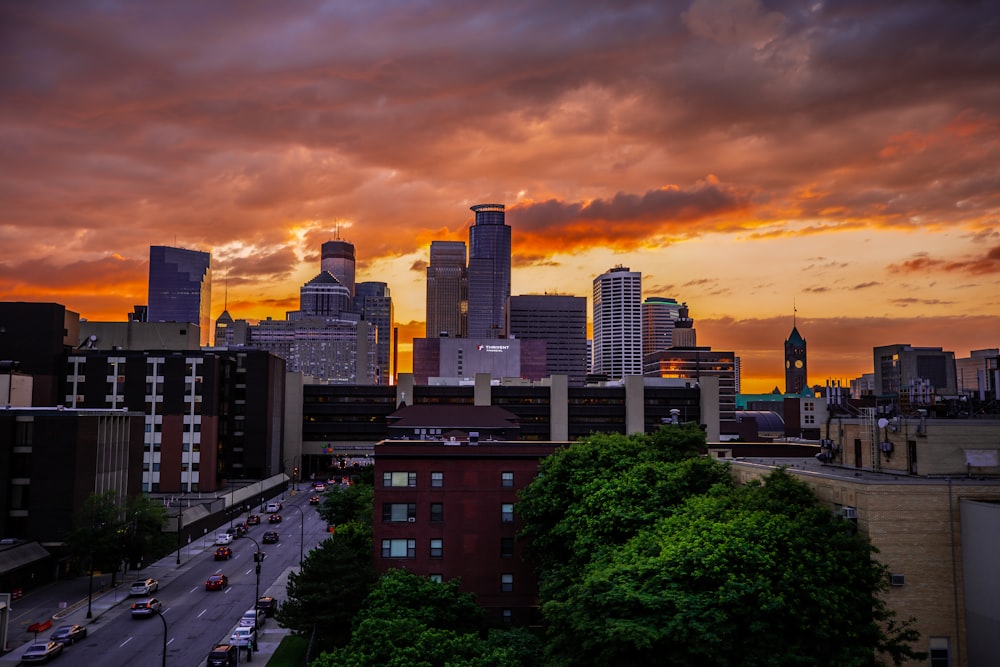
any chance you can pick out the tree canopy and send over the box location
[517,427,923,667]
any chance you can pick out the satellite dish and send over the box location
[877,418,889,428]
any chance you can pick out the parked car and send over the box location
[21,640,63,663]
[205,574,229,591]
[216,532,234,545]
[265,502,282,513]
[308,495,321,505]
[268,514,282,524]
[130,578,159,596]
[246,514,261,526]
[256,596,279,617]
[262,531,279,544]
[214,546,233,560]
[130,598,163,618]
[206,644,238,667]
[230,625,256,648]
[49,624,87,645]
[239,607,266,628]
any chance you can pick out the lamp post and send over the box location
[174,509,183,566]
[244,534,262,606]
[283,504,305,567]
[153,607,168,667]
[86,548,94,619]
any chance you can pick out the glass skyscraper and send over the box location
[466,203,511,339]
[147,245,212,346]
[425,240,468,338]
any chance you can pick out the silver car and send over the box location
[21,640,64,663]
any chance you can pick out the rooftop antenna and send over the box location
[793,298,797,327]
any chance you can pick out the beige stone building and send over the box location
[719,415,1000,667]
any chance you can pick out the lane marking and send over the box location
[119,637,133,648]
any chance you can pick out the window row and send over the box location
[382,470,515,488]
[381,503,513,523]
[381,538,516,564]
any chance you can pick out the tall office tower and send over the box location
[592,266,642,380]
[355,281,394,385]
[784,322,808,394]
[642,296,682,356]
[298,271,352,318]
[321,239,356,297]
[466,203,511,339]
[147,245,212,346]
[425,240,468,338]
[507,294,588,386]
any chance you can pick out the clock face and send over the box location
[795,360,803,369]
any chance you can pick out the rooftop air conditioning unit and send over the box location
[890,574,906,586]
[407,517,416,523]
[843,507,858,520]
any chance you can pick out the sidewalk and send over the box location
[2,539,295,666]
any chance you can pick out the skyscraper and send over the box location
[355,281,394,385]
[642,296,682,356]
[297,271,352,318]
[466,204,511,339]
[147,245,212,346]
[321,239,356,297]
[592,266,642,380]
[507,294,588,386]
[425,240,468,338]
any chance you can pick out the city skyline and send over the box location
[1,2,998,392]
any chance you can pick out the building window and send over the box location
[501,471,514,488]
[501,503,514,523]
[929,638,950,667]
[501,573,513,592]
[431,471,444,487]
[429,574,443,583]
[429,538,443,558]
[430,503,444,522]
[382,503,417,522]
[501,537,514,558]
[381,539,416,558]
[501,608,512,624]
[383,471,417,487]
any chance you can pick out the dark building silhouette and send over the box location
[321,238,356,297]
[466,204,511,339]
[147,245,212,346]
[425,240,468,338]
[355,282,394,386]
[784,324,808,394]
[507,295,588,386]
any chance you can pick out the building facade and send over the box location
[644,347,739,426]
[425,240,468,338]
[373,439,560,625]
[466,204,511,339]
[641,296,682,357]
[507,295,588,387]
[411,337,546,385]
[147,245,212,346]
[354,282,394,386]
[320,238,356,297]
[592,266,643,380]
[874,344,958,411]
[295,271,352,318]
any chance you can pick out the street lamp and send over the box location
[282,504,305,567]
[244,534,262,606]
[86,547,94,619]
[153,607,168,667]
[174,509,183,566]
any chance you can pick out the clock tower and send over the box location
[784,322,807,394]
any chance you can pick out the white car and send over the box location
[130,578,159,596]
[239,607,266,628]
[265,502,281,513]
[230,625,256,647]
[216,532,234,545]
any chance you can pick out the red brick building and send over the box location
[373,439,562,625]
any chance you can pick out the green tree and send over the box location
[121,494,172,570]
[66,491,124,580]
[539,468,924,667]
[317,476,374,528]
[277,521,376,651]
[312,569,538,667]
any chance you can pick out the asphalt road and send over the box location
[7,488,329,667]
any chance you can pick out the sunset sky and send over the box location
[1,1,998,393]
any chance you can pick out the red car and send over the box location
[214,546,233,560]
[205,574,229,591]
[308,496,321,505]
[268,514,282,524]
[246,514,261,526]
